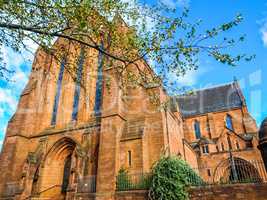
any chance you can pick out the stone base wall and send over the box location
[115,183,267,200]
[189,183,267,200]
[115,190,148,200]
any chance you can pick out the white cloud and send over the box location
[260,18,267,47]
[160,0,190,8]
[176,68,205,86]
[261,29,267,47]
[260,26,267,47]
[0,88,18,112]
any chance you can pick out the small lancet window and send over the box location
[221,143,225,151]
[216,145,219,152]
[194,120,201,139]
[236,142,240,150]
[226,114,234,131]
[207,169,211,176]
[128,150,132,167]
[202,145,209,154]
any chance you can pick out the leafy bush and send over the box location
[149,156,203,200]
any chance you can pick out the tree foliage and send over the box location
[149,156,203,200]
[0,0,254,94]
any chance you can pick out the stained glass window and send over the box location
[194,120,201,139]
[72,48,85,121]
[51,57,66,125]
[94,41,104,115]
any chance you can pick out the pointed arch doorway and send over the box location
[31,138,78,199]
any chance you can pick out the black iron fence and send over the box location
[116,173,152,191]
[190,159,267,186]
[116,160,267,191]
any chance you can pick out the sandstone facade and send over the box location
[0,37,262,200]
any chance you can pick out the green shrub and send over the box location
[149,156,203,200]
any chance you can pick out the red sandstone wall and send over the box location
[189,183,267,200]
[115,184,267,200]
[183,141,198,169]
[183,108,256,143]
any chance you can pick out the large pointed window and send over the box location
[51,57,66,125]
[226,114,233,131]
[94,41,104,115]
[72,48,85,121]
[194,120,201,139]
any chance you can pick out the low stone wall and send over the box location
[189,183,267,200]
[115,190,148,200]
[115,183,267,200]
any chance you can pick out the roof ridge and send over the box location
[174,81,235,98]
[191,82,235,93]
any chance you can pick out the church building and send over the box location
[0,32,263,199]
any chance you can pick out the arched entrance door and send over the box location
[61,155,72,194]
[213,157,262,183]
[31,138,77,199]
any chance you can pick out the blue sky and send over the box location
[0,0,266,147]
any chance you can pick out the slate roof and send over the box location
[172,82,244,117]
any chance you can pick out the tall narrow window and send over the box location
[227,135,232,150]
[226,114,233,130]
[94,41,104,115]
[221,143,225,151]
[72,48,85,121]
[194,120,201,139]
[207,169,211,177]
[216,145,219,152]
[128,150,132,167]
[236,142,240,150]
[62,155,72,194]
[202,145,209,154]
[51,57,66,125]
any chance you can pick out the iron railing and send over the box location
[190,160,267,186]
[76,175,97,193]
[116,160,267,191]
[116,173,152,191]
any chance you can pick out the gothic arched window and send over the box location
[51,57,66,125]
[226,114,234,131]
[94,41,104,115]
[194,120,201,139]
[72,48,85,121]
